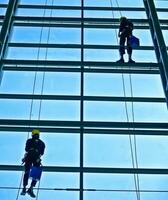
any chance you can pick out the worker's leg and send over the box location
[27,160,41,198]
[20,161,32,195]
[116,36,126,63]
[127,36,135,63]
[23,161,32,187]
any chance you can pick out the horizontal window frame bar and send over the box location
[0,165,168,174]
[0,119,167,129]
[1,4,168,12]
[8,43,167,51]
[3,66,160,74]
[1,21,168,29]
[0,16,168,25]
[0,94,165,103]
[0,126,168,136]
[11,16,168,25]
[2,59,159,68]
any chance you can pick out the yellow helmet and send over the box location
[32,129,40,136]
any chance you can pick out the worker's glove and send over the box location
[21,157,25,163]
[36,158,41,163]
[21,153,28,164]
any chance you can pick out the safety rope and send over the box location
[129,71,141,200]
[15,0,49,199]
[114,0,122,16]
[109,1,140,200]
[35,0,55,199]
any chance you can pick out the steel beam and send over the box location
[0,0,19,83]
[80,0,84,198]
[143,0,168,107]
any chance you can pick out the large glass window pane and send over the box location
[0,71,80,95]
[17,8,80,17]
[39,172,79,200]
[42,133,79,166]
[20,0,80,6]
[137,136,168,168]
[84,73,124,97]
[11,27,42,43]
[131,74,164,97]
[84,191,136,200]
[163,30,168,45]
[11,27,81,44]
[140,174,168,190]
[40,100,80,120]
[0,132,26,164]
[1,0,9,3]
[84,10,146,19]
[0,99,31,119]
[84,49,156,62]
[43,72,80,95]
[84,0,143,7]
[0,171,22,199]
[84,173,137,200]
[0,100,80,120]
[84,135,132,167]
[0,8,6,15]
[133,102,168,122]
[84,29,117,45]
[84,101,127,122]
[7,47,81,61]
[39,190,79,200]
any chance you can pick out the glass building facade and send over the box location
[0,0,168,200]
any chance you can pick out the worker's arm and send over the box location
[22,139,31,163]
[129,21,134,31]
[118,25,122,37]
[40,141,45,156]
[25,139,31,152]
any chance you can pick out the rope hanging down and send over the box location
[15,0,51,199]
[109,1,140,200]
[34,0,55,199]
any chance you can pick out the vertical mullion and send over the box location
[80,0,84,200]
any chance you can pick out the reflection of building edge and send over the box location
[0,0,168,199]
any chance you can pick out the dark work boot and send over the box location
[116,58,124,63]
[128,58,135,63]
[27,187,36,198]
[20,187,26,195]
